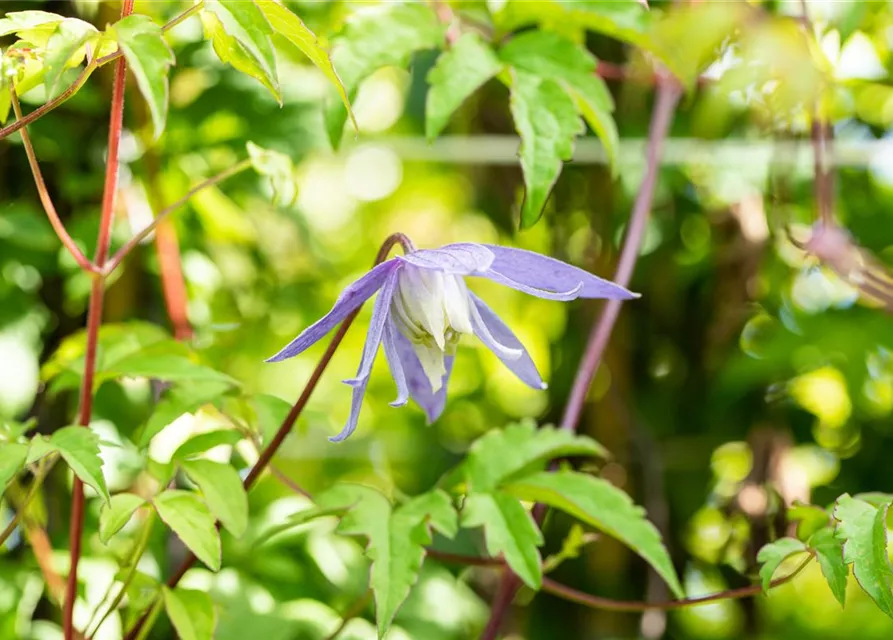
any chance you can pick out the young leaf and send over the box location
[542,523,598,573]
[246,141,297,207]
[788,502,830,540]
[319,484,458,638]
[0,11,64,38]
[162,587,217,640]
[462,422,607,493]
[0,443,28,492]
[500,31,618,174]
[99,493,146,543]
[396,489,458,539]
[326,2,444,147]
[138,380,233,448]
[200,10,280,102]
[502,470,684,598]
[172,429,244,462]
[253,0,354,129]
[509,71,583,228]
[809,526,848,607]
[204,0,278,96]
[153,490,222,571]
[111,15,175,140]
[43,18,98,99]
[182,459,249,538]
[834,494,893,617]
[756,537,809,591]
[460,492,543,589]
[425,33,502,141]
[50,426,110,505]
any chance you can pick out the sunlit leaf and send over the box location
[461,491,543,589]
[42,18,97,99]
[788,502,830,540]
[138,380,233,448]
[809,526,848,607]
[0,443,28,492]
[47,426,110,505]
[172,429,244,462]
[182,459,248,538]
[425,33,502,141]
[204,0,278,99]
[153,490,222,571]
[833,494,893,617]
[99,492,146,543]
[756,537,808,591]
[111,14,175,140]
[246,141,297,207]
[0,10,64,39]
[163,587,217,640]
[253,505,348,548]
[502,470,684,597]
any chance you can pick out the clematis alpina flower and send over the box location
[267,242,636,441]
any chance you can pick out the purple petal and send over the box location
[391,326,454,424]
[469,293,546,390]
[382,319,409,407]
[344,271,399,386]
[479,245,637,301]
[329,379,370,442]
[398,243,494,275]
[266,259,400,362]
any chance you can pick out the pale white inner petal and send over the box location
[412,341,447,392]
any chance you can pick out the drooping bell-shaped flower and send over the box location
[267,242,637,441]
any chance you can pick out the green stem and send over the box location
[84,512,156,639]
[0,455,58,549]
[131,596,163,640]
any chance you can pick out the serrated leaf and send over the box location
[463,422,607,493]
[246,141,297,207]
[809,526,848,607]
[138,380,233,448]
[99,493,146,543]
[254,0,354,129]
[326,2,444,147]
[503,470,684,597]
[425,33,502,141]
[43,18,97,99]
[834,494,893,617]
[182,459,248,538]
[163,587,217,640]
[756,537,808,591]
[396,489,458,539]
[153,490,221,571]
[112,15,175,140]
[204,0,278,96]
[500,30,617,173]
[172,429,243,462]
[50,426,110,505]
[461,492,543,589]
[0,11,64,38]
[0,443,29,492]
[509,71,583,228]
[200,10,280,101]
[106,354,238,386]
[319,484,456,637]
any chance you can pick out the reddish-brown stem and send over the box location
[9,91,100,275]
[811,119,834,227]
[123,233,410,640]
[64,2,134,638]
[481,77,682,640]
[154,219,193,340]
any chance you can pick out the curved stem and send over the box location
[0,455,57,549]
[64,3,134,637]
[103,159,253,275]
[123,232,411,640]
[9,91,100,275]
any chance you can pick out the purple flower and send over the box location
[267,242,636,441]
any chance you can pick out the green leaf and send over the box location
[0,11,64,38]
[172,429,244,462]
[138,380,233,448]
[326,2,444,147]
[788,502,830,540]
[425,33,502,141]
[834,494,893,617]
[542,523,598,573]
[204,0,278,96]
[0,82,11,126]
[252,393,292,443]
[461,492,543,589]
[111,15,175,140]
[246,141,297,207]
[500,30,617,174]
[462,422,607,493]
[106,354,238,386]
[182,459,249,538]
[509,71,583,228]
[43,18,97,99]
[555,0,653,49]
[319,484,457,637]
[200,10,280,102]
[253,505,348,548]
[50,426,110,505]
[809,526,848,607]
[26,436,55,465]
[756,537,808,591]
[254,0,355,130]
[0,443,29,492]
[502,470,684,598]
[99,493,146,544]
[163,587,217,640]
[153,490,221,571]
